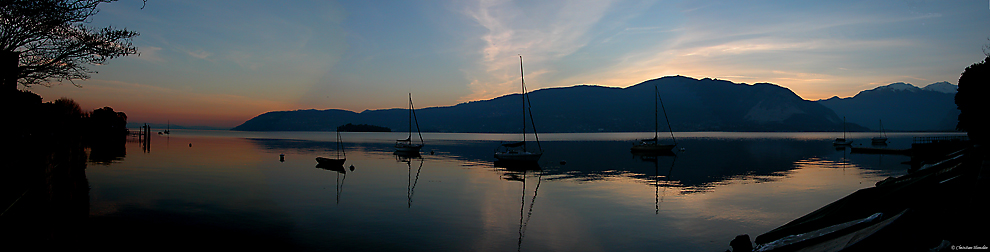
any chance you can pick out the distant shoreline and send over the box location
[221,129,965,133]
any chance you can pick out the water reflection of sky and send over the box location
[247,135,913,191]
[85,131,953,251]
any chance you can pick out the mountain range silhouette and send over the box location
[233,76,956,132]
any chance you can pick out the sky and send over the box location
[25,0,990,128]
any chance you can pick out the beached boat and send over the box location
[833,117,853,145]
[495,55,542,163]
[871,119,888,145]
[316,129,346,166]
[744,143,978,252]
[395,93,424,153]
[631,83,676,153]
[752,210,907,252]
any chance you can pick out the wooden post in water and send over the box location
[141,124,151,153]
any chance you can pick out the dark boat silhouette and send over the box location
[495,55,543,163]
[395,93,424,153]
[316,129,346,166]
[631,83,677,153]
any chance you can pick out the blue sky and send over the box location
[27,0,990,127]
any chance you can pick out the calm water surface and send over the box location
[85,130,963,251]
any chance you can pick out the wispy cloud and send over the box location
[135,46,165,62]
[37,0,983,128]
[187,49,212,60]
[460,0,617,101]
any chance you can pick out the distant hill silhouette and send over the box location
[233,109,361,131]
[233,76,866,132]
[816,82,958,131]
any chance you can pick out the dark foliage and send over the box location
[86,106,127,137]
[1,0,139,91]
[955,55,990,143]
[1,91,127,234]
[0,1,133,244]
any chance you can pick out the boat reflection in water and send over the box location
[498,161,543,252]
[84,131,949,251]
[396,152,424,208]
[315,162,353,204]
[494,159,542,171]
[633,150,677,214]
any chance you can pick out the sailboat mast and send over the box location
[843,117,847,139]
[520,55,527,152]
[408,93,413,140]
[410,93,424,145]
[654,84,659,141]
[880,119,886,138]
[336,129,342,159]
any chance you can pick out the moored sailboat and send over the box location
[871,119,888,145]
[316,128,346,166]
[495,55,542,163]
[833,117,853,145]
[631,84,676,153]
[395,93,424,153]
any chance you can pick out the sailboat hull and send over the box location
[316,157,346,166]
[315,162,347,173]
[871,137,888,145]
[494,151,542,162]
[833,138,853,145]
[631,144,676,152]
[394,143,423,153]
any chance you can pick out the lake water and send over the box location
[83,130,964,251]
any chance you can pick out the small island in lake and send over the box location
[337,123,391,132]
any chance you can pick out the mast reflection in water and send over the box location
[74,131,956,251]
[316,162,352,205]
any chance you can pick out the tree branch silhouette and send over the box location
[1,0,139,92]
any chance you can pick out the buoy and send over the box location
[279,153,285,162]
[559,160,567,165]
[349,165,355,171]
[189,143,192,147]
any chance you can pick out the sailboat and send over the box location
[871,119,888,145]
[495,55,542,162]
[395,93,425,153]
[316,128,346,166]
[833,116,853,145]
[631,84,677,153]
